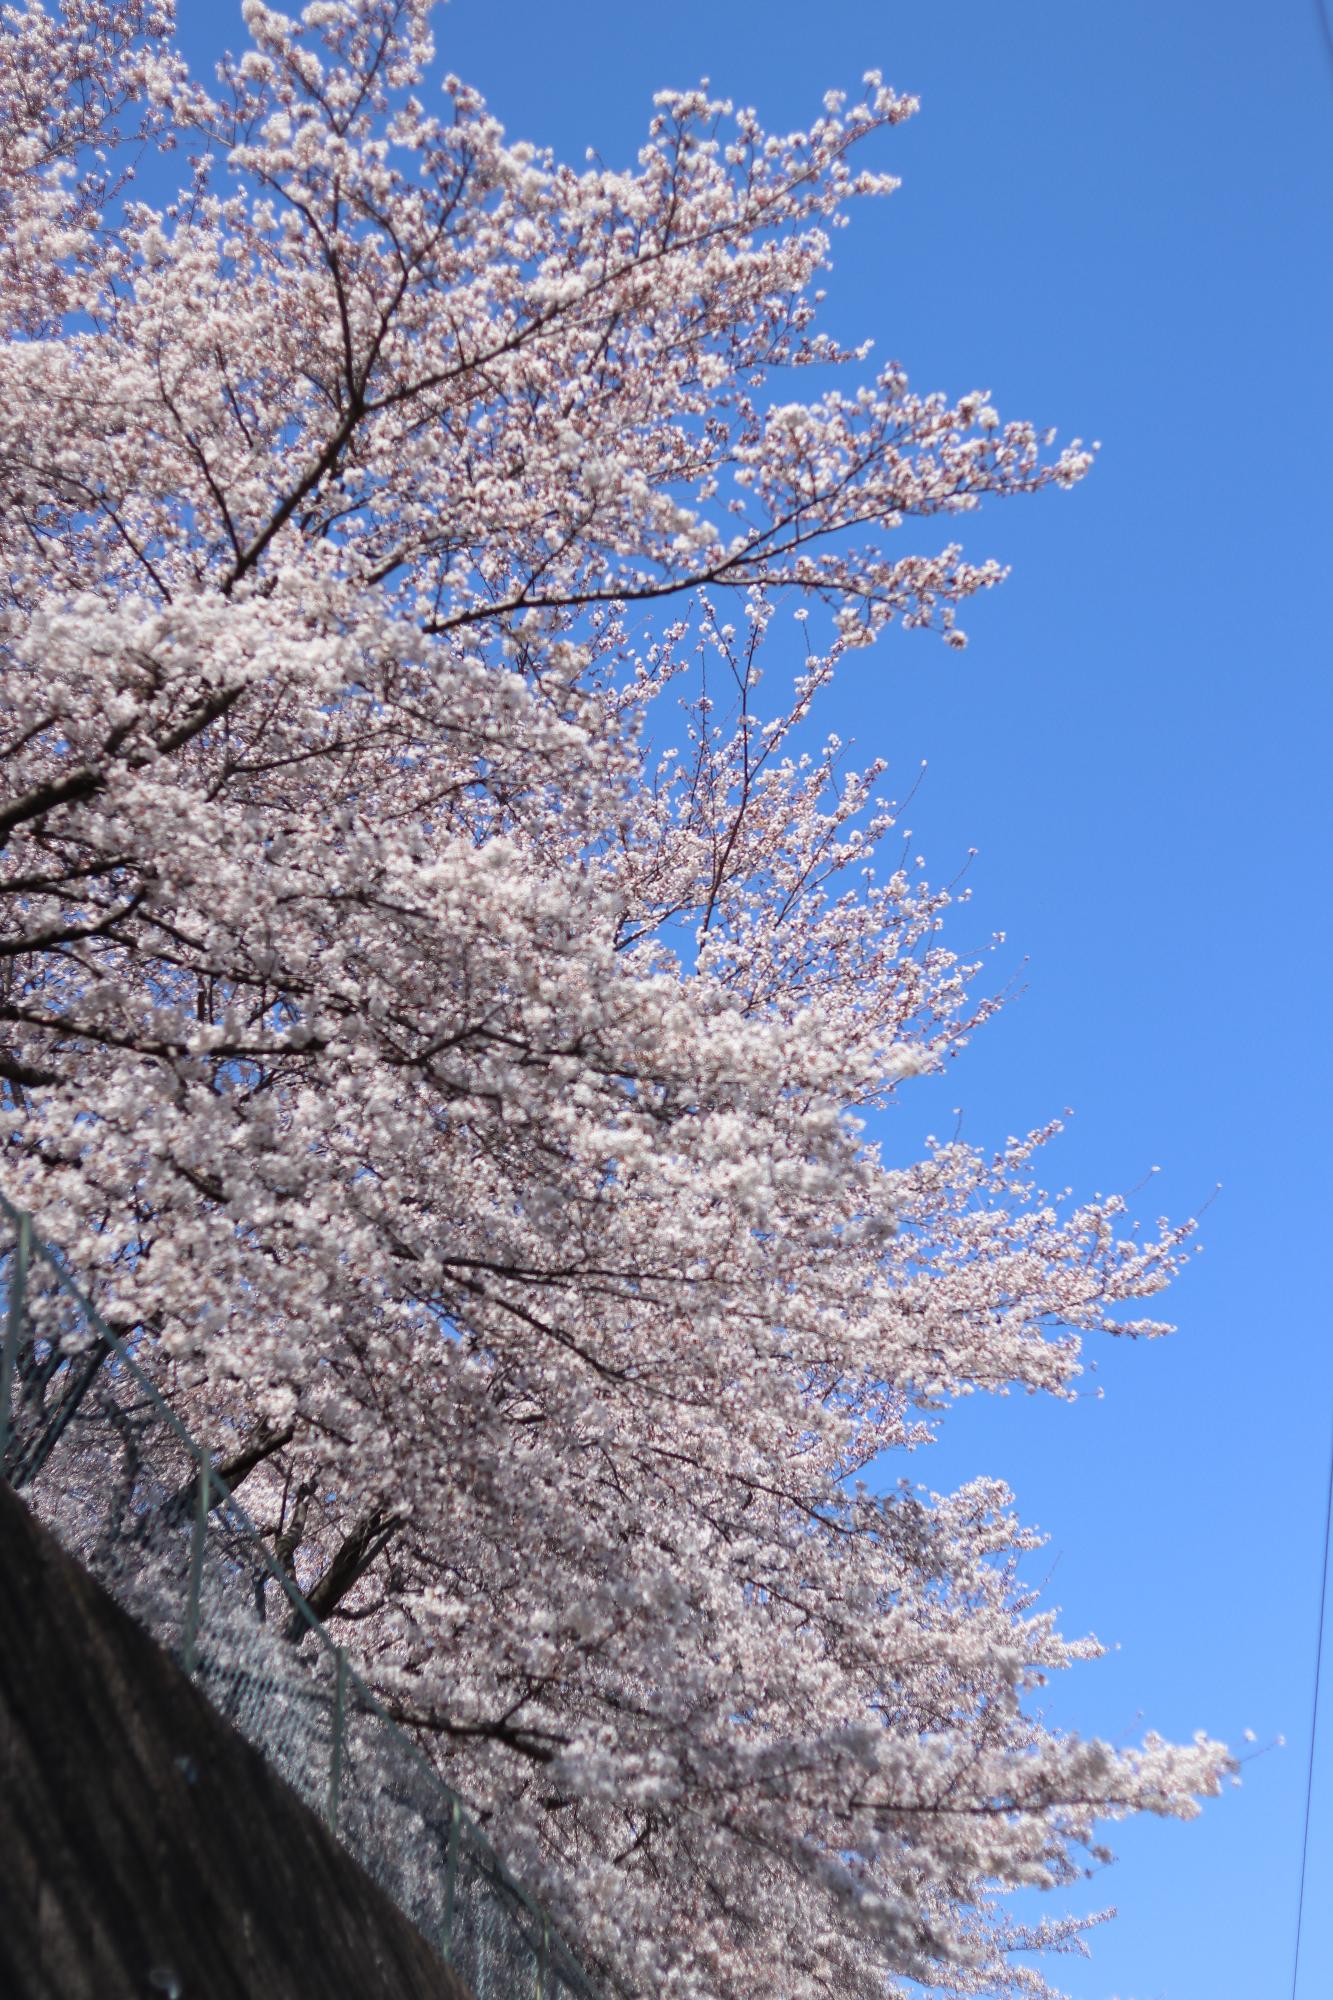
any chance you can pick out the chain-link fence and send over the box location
[0,1192,601,2000]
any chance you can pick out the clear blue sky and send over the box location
[171,4,1333,1993]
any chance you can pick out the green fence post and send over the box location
[0,1212,31,1476]
[327,1646,347,1831]
[536,1916,550,2000]
[442,1798,461,1963]
[182,1450,211,1676]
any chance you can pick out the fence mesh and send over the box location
[0,1193,601,2000]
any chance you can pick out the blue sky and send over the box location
[169,4,1333,1993]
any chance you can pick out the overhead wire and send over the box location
[1290,1421,1333,2000]
[1288,4,1333,1992]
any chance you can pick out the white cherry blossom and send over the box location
[0,6,1226,1996]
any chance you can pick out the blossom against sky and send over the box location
[106,2,1333,1991]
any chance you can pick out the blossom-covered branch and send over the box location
[0,4,1224,1996]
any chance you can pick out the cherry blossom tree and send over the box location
[0,2,1228,1994]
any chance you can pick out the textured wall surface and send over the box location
[0,1480,468,2000]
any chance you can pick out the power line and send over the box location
[1315,0,1333,82]
[1291,1420,1333,2000]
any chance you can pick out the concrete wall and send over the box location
[0,1480,468,2000]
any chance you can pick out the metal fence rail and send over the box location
[0,1191,602,2000]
